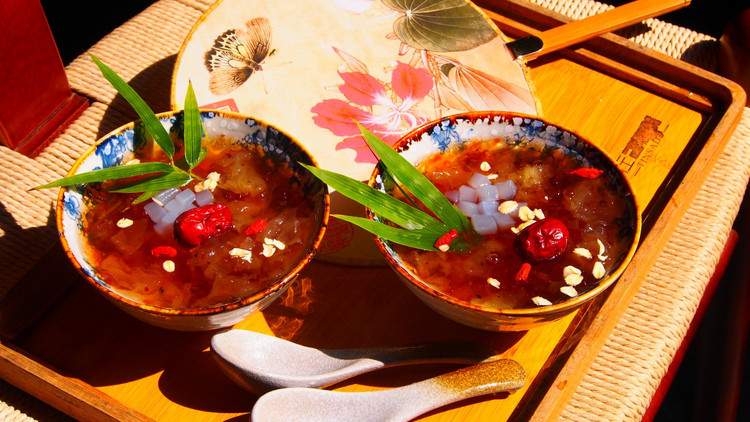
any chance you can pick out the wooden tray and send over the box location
[0,1,744,420]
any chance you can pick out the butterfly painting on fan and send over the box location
[204,17,275,95]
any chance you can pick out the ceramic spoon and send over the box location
[500,0,691,62]
[251,358,525,422]
[211,330,496,393]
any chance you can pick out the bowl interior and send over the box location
[58,111,328,315]
[370,112,640,315]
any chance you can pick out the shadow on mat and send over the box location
[96,54,178,139]
[0,203,67,339]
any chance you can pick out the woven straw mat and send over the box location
[0,0,747,420]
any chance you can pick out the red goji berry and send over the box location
[150,245,177,258]
[568,167,603,179]
[515,262,532,282]
[434,229,458,251]
[243,219,268,236]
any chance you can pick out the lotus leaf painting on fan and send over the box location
[381,0,498,52]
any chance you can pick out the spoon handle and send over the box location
[328,341,495,366]
[389,359,526,421]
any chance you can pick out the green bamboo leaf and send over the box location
[91,55,175,159]
[301,163,446,233]
[183,81,202,169]
[358,124,470,231]
[175,147,208,172]
[196,147,207,167]
[381,168,419,208]
[132,191,159,204]
[112,169,191,193]
[333,215,437,251]
[34,162,173,189]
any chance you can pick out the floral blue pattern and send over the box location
[95,131,133,168]
[63,191,82,221]
[430,120,461,151]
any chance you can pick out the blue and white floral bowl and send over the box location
[57,110,329,331]
[368,111,641,331]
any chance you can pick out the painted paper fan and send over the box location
[172,0,538,263]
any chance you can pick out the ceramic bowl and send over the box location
[57,110,329,331]
[368,111,641,332]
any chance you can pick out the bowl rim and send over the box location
[367,110,642,317]
[56,109,330,316]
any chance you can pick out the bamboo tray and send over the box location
[0,1,745,420]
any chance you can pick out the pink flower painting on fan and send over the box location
[311,49,433,163]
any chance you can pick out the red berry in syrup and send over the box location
[518,218,569,261]
[174,204,233,247]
